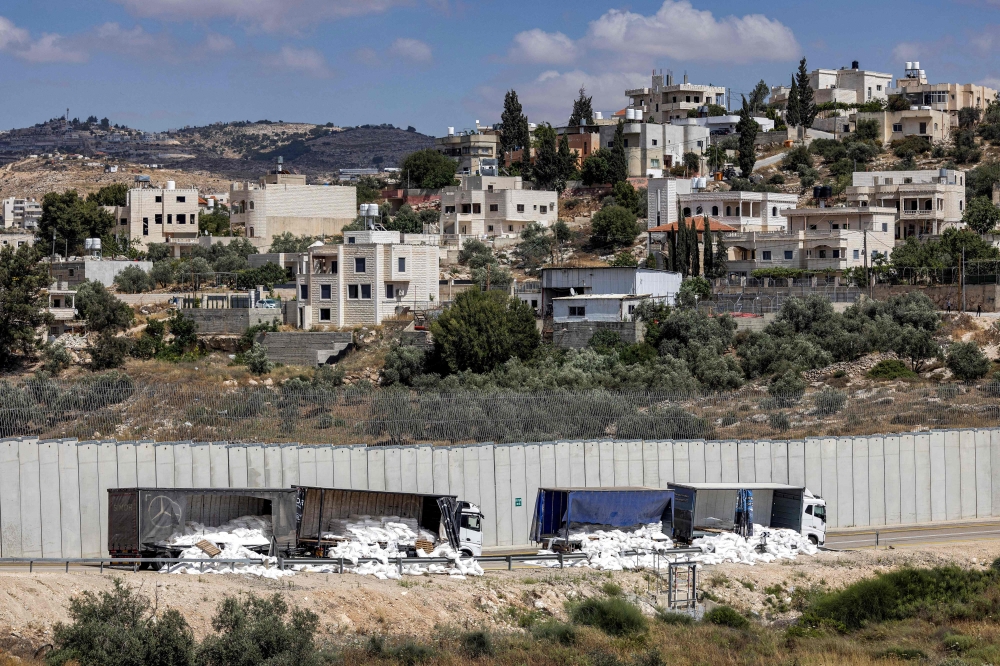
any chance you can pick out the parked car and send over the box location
[256,299,281,309]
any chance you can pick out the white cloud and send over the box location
[0,16,85,63]
[892,42,923,62]
[203,33,235,53]
[111,0,414,33]
[273,45,333,78]
[584,1,798,63]
[390,37,432,63]
[508,29,580,65]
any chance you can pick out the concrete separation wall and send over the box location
[256,331,353,366]
[4,427,998,557]
[185,308,283,335]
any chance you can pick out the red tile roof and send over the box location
[647,216,737,233]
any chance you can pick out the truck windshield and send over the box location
[460,514,481,531]
[813,505,826,522]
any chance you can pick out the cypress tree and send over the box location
[714,231,728,277]
[703,216,713,278]
[796,57,817,128]
[690,217,700,277]
[667,231,676,271]
[675,222,687,276]
[610,119,629,184]
[786,76,801,127]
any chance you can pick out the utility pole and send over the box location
[962,246,967,313]
[863,227,868,296]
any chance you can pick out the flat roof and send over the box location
[553,294,650,301]
[668,482,803,491]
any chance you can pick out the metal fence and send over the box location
[705,287,863,315]
[1,377,999,446]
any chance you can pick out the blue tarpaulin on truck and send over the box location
[530,488,674,542]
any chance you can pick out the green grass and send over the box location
[570,597,649,637]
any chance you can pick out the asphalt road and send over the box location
[826,521,1000,550]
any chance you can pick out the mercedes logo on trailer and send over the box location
[147,495,182,528]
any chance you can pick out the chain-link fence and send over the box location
[2,376,999,446]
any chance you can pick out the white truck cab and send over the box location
[458,501,484,557]
[802,489,827,545]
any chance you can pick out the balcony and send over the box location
[900,209,945,219]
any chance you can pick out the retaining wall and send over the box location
[256,332,353,366]
[552,321,644,349]
[185,308,283,335]
[1,429,998,558]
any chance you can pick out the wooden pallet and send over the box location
[414,539,435,554]
[195,540,221,557]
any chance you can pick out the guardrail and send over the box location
[0,557,260,572]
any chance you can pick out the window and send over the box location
[155,195,162,203]
[355,257,366,273]
[348,285,359,299]
[832,249,841,259]
[696,205,703,215]
[508,225,513,232]
[882,223,888,232]
[607,141,614,148]
[68,268,75,277]
[694,96,700,103]
[321,284,331,300]
[319,308,331,322]
[867,87,872,100]
[772,206,778,216]
[893,123,903,132]
[445,206,456,214]
[461,204,472,214]
[762,250,772,261]
[784,250,793,260]
[348,236,356,244]
[819,250,827,258]
[120,217,127,226]
[487,185,493,192]
[249,201,254,210]
[517,204,525,213]
[249,227,254,237]
[155,214,162,224]
[623,139,629,148]
[877,84,883,91]
[473,203,482,214]
[540,206,547,214]
[725,206,732,216]
[300,284,309,300]
[460,514,481,531]
[712,206,719,216]
[672,96,677,103]
[568,306,586,317]
[386,284,395,299]
[489,204,498,212]
[488,225,494,232]
[142,218,148,236]
[685,96,691,103]
[919,122,927,135]
[360,284,371,299]
[960,200,964,211]
[398,257,406,272]
[176,196,186,203]
[177,214,186,224]
[331,260,338,274]
[652,139,658,146]
[650,159,660,168]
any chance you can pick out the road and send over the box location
[752,152,786,172]
[826,521,1000,549]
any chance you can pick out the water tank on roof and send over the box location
[910,106,919,111]
[595,112,603,120]
[905,62,913,71]
[447,127,455,136]
[166,180,175,190]
[920,106,931,110]
[84,238,101,250]
[697,177,707,189]
[913,61,920,70]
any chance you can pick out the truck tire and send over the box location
[460,548,474,558]
[808,535,818,546]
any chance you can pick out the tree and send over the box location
[581,149,612,186]
[531,124,565,191]
[736,95,759,177]
[689,216,700,276]
[268,232,317,253]
[355,175,383,202]
[86,183,128,207]
[568,86,594,127]
[0,244,50,368]
[887,94,910,112]
[795,57,817,128]
[703,216,713,277]
[113,265,153,293]
[590,205,641,248]
[553,219,572,244]
[167,309,198,354]
[197,594,321,666]
[384,204,425,234]
[677,276,712,308]
[517,222,554,273]
[682,152,700,174]
[199,210,231,236]
[895,325,939,372]
[785,76,801,127]
[430,290,539,374]
[609,250,638,267]
[612,181,641,217]
[748,79,769,115]
[959,107,982,129]
[962,196,1000,234]
[245,342,273,375]
[150,261,176,288]
[37,191,115,256]
[557,134,576,183]
[609,119,629,184]
[946,341,991,381]
[75,280,133,333]
[500,89,530,169]
[399,149,457,189]
[712,231,728,278]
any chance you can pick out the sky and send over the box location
[1,0,999,135]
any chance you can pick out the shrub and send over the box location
[244,342,272,375]
[768,369,806,406]
[878,647,927,661]
[868,358,917,380]
[946,342,992,381]
[601,581,623,597]
[704,605,749,628]
[814,387,847,415]
[769,412,790,432]
[382,345,427,386]
[460,630,493,658]
[655,608,694,625]
[767,173,785,185]
[590,205,642,248]
[113,265,154,293]
[570,597,648,637]
[89,332,130,370]
[781,146,813,172]
[42,343,72,375]
[531,619,577,645]
[196,593,322,666]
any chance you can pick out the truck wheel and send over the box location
[808,535,819,546]
[460,549,474,558]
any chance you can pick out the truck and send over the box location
[668,483,826,545]
[294,486,485,557]
[108,488,298,559]
[530,487,675,548]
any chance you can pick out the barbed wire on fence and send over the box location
[1,377,999,447]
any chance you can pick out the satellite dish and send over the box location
[569,288,576,296]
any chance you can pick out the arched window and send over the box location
[711,206,719,216]
[726,206,732,216]
[772,206,778,216]
[249,201,255,210]
[682,207,691,218]
[696,205,703,215]
[249,227,254,238]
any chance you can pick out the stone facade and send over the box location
[184,308,283,335]
[551,320,644,349]
[255,331,353,366]
[110,184,200,247]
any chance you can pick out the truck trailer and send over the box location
[530,487,675,548]
[294,486,485,557]
[668,483,826,545]
[108,488,298,558]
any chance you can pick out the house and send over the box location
[626,72,727,123]
[44,283,83,337]
[48,257,153,288]
[771,61,893,107]
[0,232,34,249]
[381,188,442,214]
[439,176,557,237]
[846,169,967,239]
[554,124,602,168]
[552,294,648,323]
[597,121,710,178]
[646,216,738,264]
[229,166,357,249]
[671,113,775,135]
[892,63,997,114]
[723,206,898,278]
[434,124,500,176]
[645,178,797,232]
[855,108,953,143]
[104,176,199,247]
[540,266,681,316]
[1,197,42,229]
[249,252,309,276]
[295,232,439,329]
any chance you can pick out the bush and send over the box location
[704,605,749,628]
[601,581,623,597]
[430,290,539,374]
[868,359,916,380]
[460,630,494,658]
[113,265,154,293]
[590,205,642,248]
[42,343,72,375]
[768,369,806,406]
[89,332,130,370]
[814,387,847,415]
[781,145,812,172]
[946,342,991,381]
[48,578,195,666]
[569,597,648,637]
[244,342,272,375]
[767,173,785,185]
[196,593,322,666]
[382,345,427,386]
[531,619,577,645]
[769,412,790,432]
[76,280,134,333]
[655,608,694,625]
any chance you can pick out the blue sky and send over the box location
[1,0,999,134]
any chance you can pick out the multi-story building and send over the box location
[770,62,893,107]
[892,63,997,114]
[0,231,34,249]
[229,169,357,249]
[107,176,200,247]
[597,121,710,178]
[435,124,500,177]
[540,266,681,317]
[670,113,775,135]
[295,231,439,329]
[855,108,954,143]
[723,206,898,278]
[846,169,967,239]
[626,72,727,123]
[48,257,154,288]
[439,176,557,236]
[1,197,42,229]
[645,178,797,232]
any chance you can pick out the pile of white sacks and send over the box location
[530,523,817,571]
[160,514,291,579]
